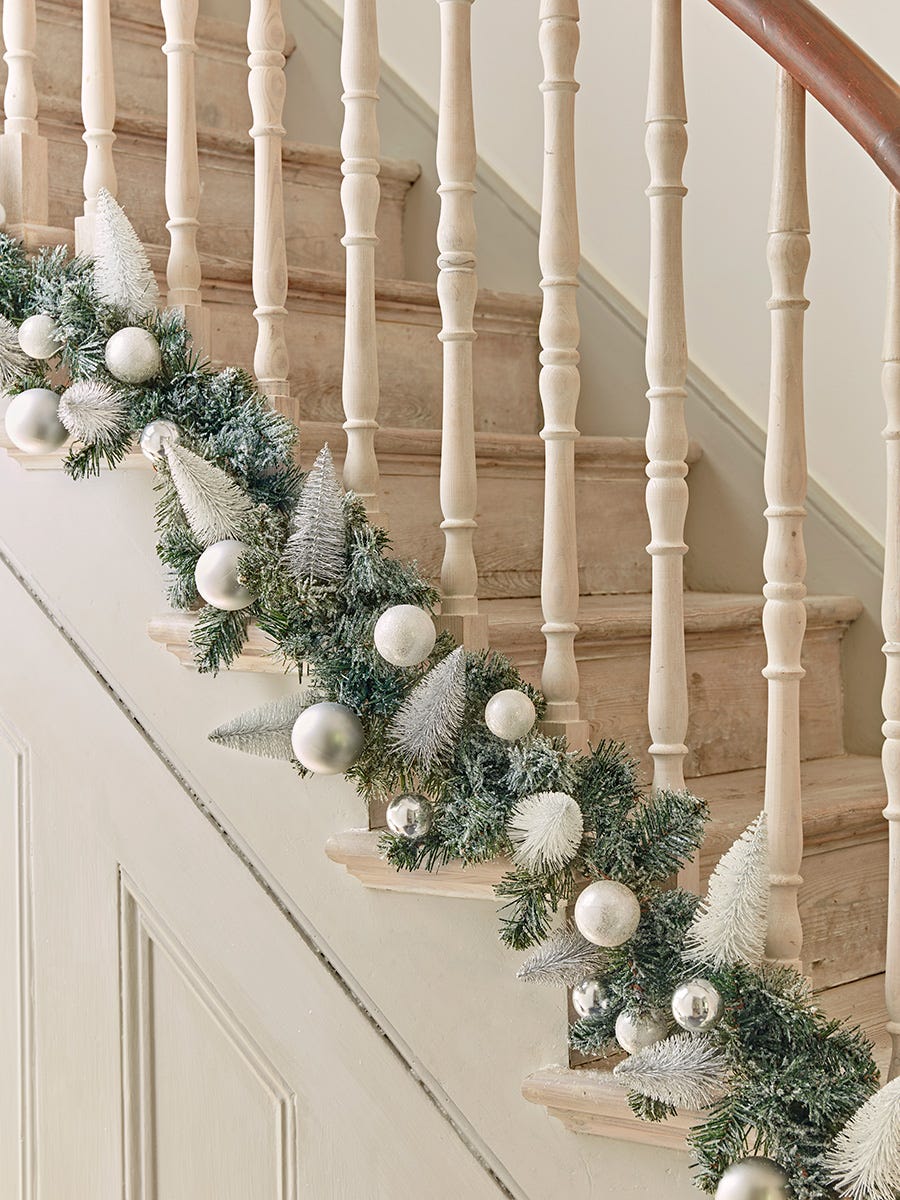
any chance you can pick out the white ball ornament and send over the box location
[484,689,537,741]
[572,979,613,1020]
[715,1158,789,1200]
[373,604,436,667]
[17,313,62,359]
[614,1009,669,1055]
[104,326,162,384]
[4,388,67,453]
[194,539,257,611]
[139,419,181,464]
[385,793,433,839]
[290,701,364,775]
[671,978,724,1033]
[574,879,641,948]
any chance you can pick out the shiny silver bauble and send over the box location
[385,792,433,839]
[373,604,436,667]
[290,702,365,775]
[671,978,724,1033]
[574,879,641,947]
[614,1009,669,1055]
[571,978,613,1020]
[17,313,62,359]
[484,689,537,741]
[194,539,257,611]
[104,326,162,384]
[715,1157,789,1200]
[4,388,67,453]
[139,419,181,464]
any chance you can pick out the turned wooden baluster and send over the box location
[434,0,488,650]
[339,0,381,512]
[248,0,290,408]
[644,0,692,887]
[762,70,809,969]
[882,188,900,1080]
[0,0,49,232]
[536,0,588,749]
[161,0,208,350]
[75,0,117,253]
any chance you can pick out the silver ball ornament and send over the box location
[17,313,62,359]
[574,879,641,947]
[715,1158,789,1200]
[614,1009,669,1055]
[139,419,181,463]
[671,978,724,1033]
[385,793,433,839]
[104,326,162,384]
[290,702,365,775]
[571,979,613,1020]
[484,689,537,741]
[4,388,67,453]
[373,604,436,667]
[194,539,257,611]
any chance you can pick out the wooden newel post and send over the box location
[434,0,489,651]
[0,0,50,235]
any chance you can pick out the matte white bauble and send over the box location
[715,1157,789,1200]
[614,1009,669,1055]
[290,701,365,775]
[373,604,436,667]
[17,313,62,359]
[104,326,162,384]
[484,689,537,741]
[139,419,181,464]
[194,539,257,611]
[574,879,641,947]
[4,388,67,453]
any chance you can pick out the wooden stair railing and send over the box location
[0,0,49,237]
[75,0,116,254]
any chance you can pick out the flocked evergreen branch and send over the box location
[685,813,769,969]
[517,925,608,987]
[827,1076,900,1200]
[209,693,306,761]
[390,645,467,770]
[164,440,255,545]
[282,444,346,584]
[0,313,29,386]
[92,187,159,318]
[614,1032,728,1114]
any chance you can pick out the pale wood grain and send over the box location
[248,0,290,405]
[0,0,50,231]
[536,0,589,750]
[762,70,810,970]
[339,0,381,512]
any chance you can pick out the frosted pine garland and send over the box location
[282,445,346,585]
[209,693,306,761]
[827,1077,900,1200]
[0,313,28,386]
[92,188,159,318]
[614,1033,728,1110]
[390,646,466,769]
[164,441,254,545]
[685,812,769,969]
[507,791,583,873]
[517,926,607,987]
[58,380,128,444]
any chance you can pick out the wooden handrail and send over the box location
[706,0,900,190]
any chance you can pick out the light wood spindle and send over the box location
[339,0,381,512]
[161,0,208,350]
[75,0,117,253]
[762,70,809,969]
[882,188,900,1080]
[536,0,588,749]
[434,0,488,650]
[0,0,49,232]
[644,0,693,889]
[248,0,290,408]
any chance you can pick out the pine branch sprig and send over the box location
[614,1032,728,1112]
[517,925,608,987]
[209,693,306,760]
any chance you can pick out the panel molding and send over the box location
[118,871,299,1200]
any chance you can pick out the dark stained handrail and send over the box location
[706,0,900,190]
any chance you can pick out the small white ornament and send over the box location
[104,326,162,384]
[139,419,181,464]
[4,388,67,453]
[484,689,537,741]
[715,1158,789,1200]
[373,605,436,667]
[671,979,724,1033]
[17,313,62,360]
[572,979,613,1020]
[574,879,641,947]
[385,793,433,839]
[508,791,583,873]
[194,539,257,611]
[290,701,364,775]
[614,1009,669,1055]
